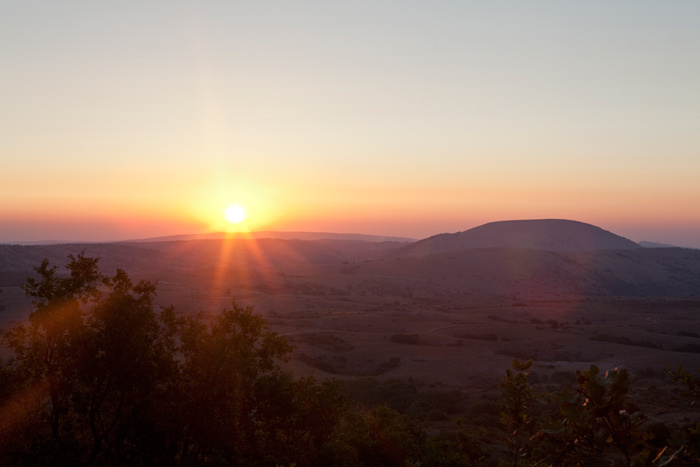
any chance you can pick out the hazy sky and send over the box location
[2,1,700,246]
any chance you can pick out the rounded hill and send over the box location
[401,219,640,256]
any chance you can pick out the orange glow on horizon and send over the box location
[183,175,284,234]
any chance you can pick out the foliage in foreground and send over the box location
[0,254,345,466]
[499,360,700,466]
[0,254,698,466]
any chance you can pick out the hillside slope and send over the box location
[399,219,639,256]
[367,246,700,297]
[3,224,699,299]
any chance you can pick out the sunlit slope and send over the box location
[399,219,640,256]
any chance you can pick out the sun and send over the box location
[224,204,247,224]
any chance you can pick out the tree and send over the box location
[499,358,536,467]
[364,405,426,467]
[2,253,104,462]
[174,300,296,464]
[1,254,181,465]
[660,367,700,465]
[536,365,653,467]
[666,366,700,402]
[73,269,179,464]
[1,255,356,466]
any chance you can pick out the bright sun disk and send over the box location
[225,204,247,224]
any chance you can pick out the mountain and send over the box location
[397,219,639,256]
[3,221,700,300]
[124,231,416,244]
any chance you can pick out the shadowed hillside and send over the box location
[0,239,406,286]
[1,223,699,298]
[367,246,700,297]
[398,219,640,256]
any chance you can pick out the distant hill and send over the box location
[398,219,639,256]
[2,225,700,298]
[125,231,416,244]
[0,237,407,287]
[639,241,684,249]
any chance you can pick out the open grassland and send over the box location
[2,240,700,427]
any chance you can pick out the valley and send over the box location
[2,220,700,429]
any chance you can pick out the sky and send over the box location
[2,1,700,247]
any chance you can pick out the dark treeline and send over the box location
[0,254,698,466]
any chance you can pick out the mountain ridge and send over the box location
[398,219,640,256]
[3,231,417,246]
[1,219,700,298]
[118,231,415,244]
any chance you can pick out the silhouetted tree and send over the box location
[1,255,348,466]
[74,269,179,464]
[535,366,653,466]
[660,367,700,465]
[174,300,297,463]
[499,359,536,467]
[2,253,104,463]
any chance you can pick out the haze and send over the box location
[2,1,699,247]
